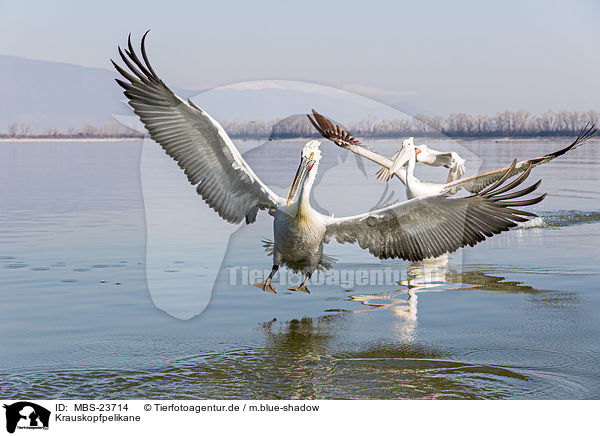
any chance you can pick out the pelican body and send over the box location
[260,141,328,293]
[397,137,450,199]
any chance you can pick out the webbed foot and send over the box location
[253,281,277,294]
[288,284,310,293]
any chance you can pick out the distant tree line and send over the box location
[222,110,600,139]
[3,109,598,140]
[2,120,142,139]
[440,109,599,137]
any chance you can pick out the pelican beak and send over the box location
[389,146,411,174]
[415,150,421,155]
[286,156,314,206]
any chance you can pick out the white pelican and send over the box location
[400,137,460,199]
[376,140,466,183]
[113,34,547,294]
[308,110,597,196]
[381,137,470,199]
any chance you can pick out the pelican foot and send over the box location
[287,284,310,294]
[253,281,277,294]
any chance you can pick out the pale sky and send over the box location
[1,0,599,116]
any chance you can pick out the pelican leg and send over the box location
[253,265,279,294]
[288,271,311,294]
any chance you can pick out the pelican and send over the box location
[308,110,597,196]
[381,137,472,199]
[113,34,547,294]
[399,137,459,199]
[376,140,466,183]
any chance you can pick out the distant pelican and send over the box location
[308,110,596,197]
[113,34,547,294]
[376,140,466,183]
[400,137,462,199]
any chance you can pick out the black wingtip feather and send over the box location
[111,59,137,83]
[123,34,155,80]
[546,122,598,160]
[479,159,518,196]
[117,46,146,81]
[114,78,131,90]
[487,164,533,197]
[140,30,159,79]
[492,179,542,201]
[306,114,326,137]
[308,109,365,149]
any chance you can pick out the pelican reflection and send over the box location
[347,257,561,340]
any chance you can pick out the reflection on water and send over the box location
[1,139,600,399]
[345,256,564,343]
[0,314,532,400]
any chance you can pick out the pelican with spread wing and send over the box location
[308,110,596,197]
[113,34,547,294]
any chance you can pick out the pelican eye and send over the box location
[310,152,314,158]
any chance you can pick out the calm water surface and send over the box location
[1,138,599,399]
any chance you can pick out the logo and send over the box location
[3,402,50,434]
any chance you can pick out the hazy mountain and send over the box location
[0,55,200,133]
[0,55,121,132]
[0,54,407,134]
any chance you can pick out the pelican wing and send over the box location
[424,150,456,167]
[421,149,465,182]
[324,162,545,262]
[112,33,283,224]
[375,149,404,182]
[307,110,407,184]
[444,123,597,193]
[445,157,466,183]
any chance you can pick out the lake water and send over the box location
[1,137,599,399]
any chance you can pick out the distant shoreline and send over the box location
[0,136,144,142]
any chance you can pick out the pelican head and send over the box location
[286,140,322,205]
[403,137,421,155]
[389,137,419,173]
[415,144,428,156]
[402,137,415,148]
